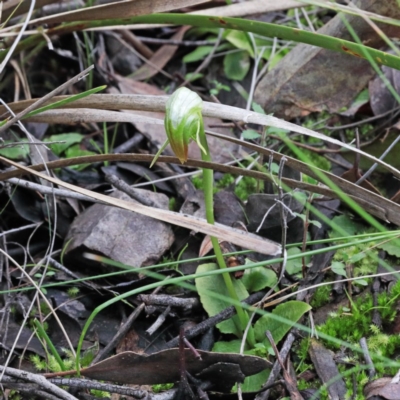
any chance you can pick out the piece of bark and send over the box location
[308,339,347,400]
[255,0,400,119]
[64,188,174,269]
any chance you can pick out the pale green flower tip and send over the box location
[165,87,204,163]
[166,87,203,130]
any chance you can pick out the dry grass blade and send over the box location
[0,66,94,133]
[205,131,400,226]
[0,152,394,225]
[0,157,282,256]
[2,152,398,224]
[2,0,58,21]
[86,0,303,31]
[4,0,210,28]
[191,0,302,17]
[24,108,165,125]
[6,93,400,179]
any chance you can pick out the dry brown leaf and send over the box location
[364,377,400,400]
[80,349,270,386]
[308,339,347,400]
[254,0,400,118]
[130,26,189,81]
[4,0,210,30]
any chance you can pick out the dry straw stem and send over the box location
[0,0,302,34]
[0,365,78,400]
[87,0,303,31]
[2,151,399,225]
[4,93,400,178]
[3,94,400,224]
[0,157,282,256]
[1,0,210,30]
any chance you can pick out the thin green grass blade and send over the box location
[23,85,107,118]
[33,319,66,371]
[1,231,399,297]
[75,238,400,374]
[3,14,400,70]
[0,85,106,127]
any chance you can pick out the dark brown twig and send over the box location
[256,333,296,400]
[138,294,199,312]
[146,305,172,336]
[359,337,376,380]
[162,291,267,350]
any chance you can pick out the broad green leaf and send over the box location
[242,129,261,140]
[348,252,366,263]
[268,51,287,70]
[183,46,214,63]
[238,369,269,393]
[45,133,84,156]
[195,263,249,336]
[355,279,368,286]
[184,72,203,82]
[285,247,310,276]
[213,339,242,353]
[331,261,347,277]
[252,102,265,114]
[225,30,254,57]
[0,141,29,159]
[213,341,270,393]
[241,266,277,292]
[223,50,250,81]
[254,301,311,347]
[65,145,96,170]
[183,43,230,63]
[330,215,365,239]
[378,240,400,257]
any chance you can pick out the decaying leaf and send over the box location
[364,377,400,400]
[65,189,175,268]
[308,339,347,400]
[254,0,400,119]
[81,348,269,390]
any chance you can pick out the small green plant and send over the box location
[317,279,400,358]
[310,284,332,308]
[183,29,288,81]
[151,87,253,345]
[45,132,96,171]
[8,390,22,400]
[0,140,29,160]
[149,87,313,392]
[209,80,231,96]
[152,383,174,393]
[67,287,80,298]
[30,351,74,373]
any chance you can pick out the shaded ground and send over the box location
[1,1,400,399]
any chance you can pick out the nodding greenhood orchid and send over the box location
[150,87,207,167]
[150,87,253,345]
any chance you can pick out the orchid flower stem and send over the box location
[200,135,255,348]
[160,87,255,347]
